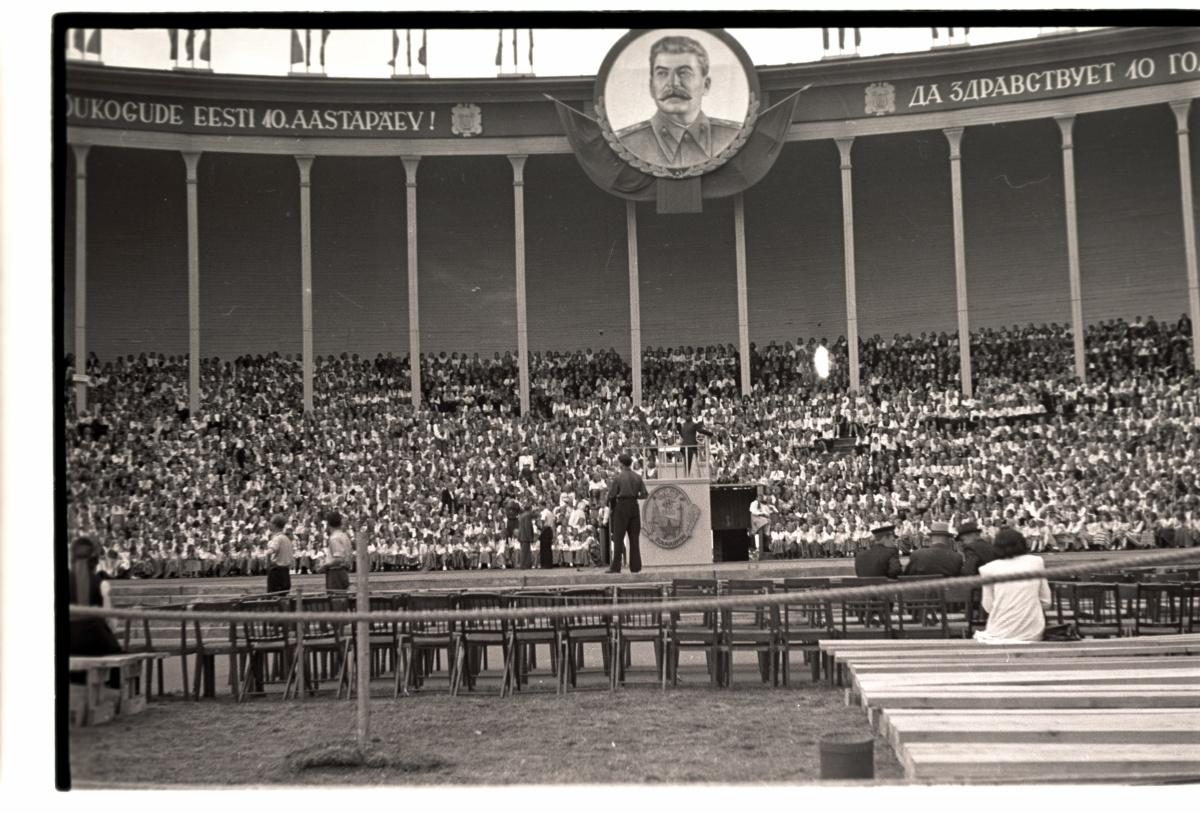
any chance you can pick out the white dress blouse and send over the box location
[974,554,1051,644]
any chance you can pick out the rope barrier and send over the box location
[69,547,1200,627]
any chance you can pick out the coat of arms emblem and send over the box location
[864,82,896,117]
[451,103,483,137]
[641,484,701,550]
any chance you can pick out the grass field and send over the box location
[69,685,903,786]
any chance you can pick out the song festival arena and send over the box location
[61,20,1200,788]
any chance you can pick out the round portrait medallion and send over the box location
[595,28,761,179]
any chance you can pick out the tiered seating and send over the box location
[65,314,1200,582]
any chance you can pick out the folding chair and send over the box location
[667,579,720,687]
[894,578,950,639]
[502,593,564,696]
[558,588,613,692]
[941,585,983,639]
[286,595,352,699]
[237,598,294,701]
[400,593,457,694]
[611,586,668,690]
[122,601,199,698]
[778,580,833,683]
[717,580,780,687]
[1048,581,1074,626]
[1133,583,1186,636]
[825,579,892,685]
[189,600,240,700]
[451,592,509,695]
[1070,582,1125,638]
[358,594,402,684]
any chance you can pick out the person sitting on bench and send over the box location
[69,537,123,686]
[973,528,1051,644]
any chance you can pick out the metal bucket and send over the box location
[819,732,874,780]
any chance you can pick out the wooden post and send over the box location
[355,530,370,748]
[296,155,316,412]
[183,152,203,415]
[72,143,90,416]
[294,587,305,700]
[944,127,973,396]
[1170,100,1200,372]
[508,155,530,416]
[1056,115,1086,382]
[836,137,860,392]
[402,156,422,406]
[626,200,642,407]
[734,193,752,396]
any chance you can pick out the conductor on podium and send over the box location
[607,452,649,574]
[678,412,713,476]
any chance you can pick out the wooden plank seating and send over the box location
[848,655,1196,673]
[897,743,1200,783]
[819,633,1200,685]
[879,709,1200,748]
[850,670,1200,708]
[68,653,167,727]
[827,634,1200,783]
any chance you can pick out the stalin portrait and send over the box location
[614,35,742,169]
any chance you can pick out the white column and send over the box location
[734,193,752,396]
[182,151,202,414]
[1056,114,1086,382]
[508,155,530,416]
[1170,99,1200,372]
[296,155,315,412]
[944,127,973,397]
[836,137,860,392]
[625,200,642,407]
[72,143,90,416]
[402,156,422,406]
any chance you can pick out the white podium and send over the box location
[637,477,713,567]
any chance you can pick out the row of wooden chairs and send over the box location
[120,575,1198,700]
[166,581,864,698]
[117,577,977,699]
[1049,580,1199,638]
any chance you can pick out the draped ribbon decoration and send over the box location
[550,87,806,212]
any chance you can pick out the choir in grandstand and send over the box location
[65,315,1199,578]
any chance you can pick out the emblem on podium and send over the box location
[451,103,482,137]
[641,484,701,550]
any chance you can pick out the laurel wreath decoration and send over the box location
[597,92,760,179]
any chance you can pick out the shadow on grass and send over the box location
[284,740,451,776]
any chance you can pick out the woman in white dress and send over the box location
[973,528,1052,644]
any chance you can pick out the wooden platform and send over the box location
[822,634,1200,783]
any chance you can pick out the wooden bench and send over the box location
[68,653,167,727]
[819,633,1200,685]
[827,634,1200,782]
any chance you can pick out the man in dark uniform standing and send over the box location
[905,521,963,577]
[607,452,649,574]
[517,503,537,570]
[854,522,902,579]
[957,521,998,576]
